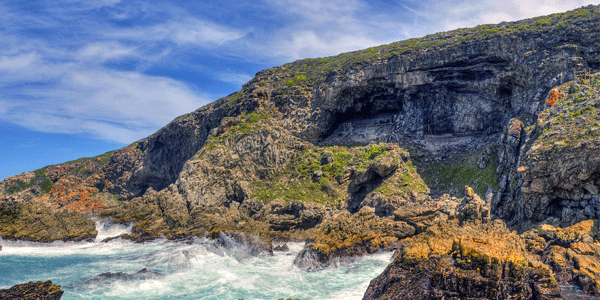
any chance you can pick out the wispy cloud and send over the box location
[2,69,211,143]
[217,72,253,85]
[77,42,137,62]
[262,0,409,60]
[108,18,247,47]
[402,0,600,32]
[0,0,597,147]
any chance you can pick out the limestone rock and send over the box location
[534,220,600,296]
[0,201,96,243]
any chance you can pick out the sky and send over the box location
[1,0,599,180]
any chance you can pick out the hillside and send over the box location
[1,4,600,298]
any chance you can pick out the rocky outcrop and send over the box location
[363,219,561,300]
[0,281,63,300]
[293,206,415,271]
[80,268,165,286]
[0,6,599,299]
[501,73,600,228]
[0,201,96,242]
[527,220,600,295]
[1,5,599,243]
[364,188,600,299]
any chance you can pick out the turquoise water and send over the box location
[0,221,392,300]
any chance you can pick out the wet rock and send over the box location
[273,243,289,251]
[0,281,63,300]
[80,268,165,286]
[208,231,274,256]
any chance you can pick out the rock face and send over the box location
[494,73,600,229]
[0,5,600,299]
[0,281,63,300]
[0,5,598,242]
[535,220,600,296]
[0,201,96,242]
[293,206,416,271]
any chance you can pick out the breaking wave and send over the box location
[0,226,392,299]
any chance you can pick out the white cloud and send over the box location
[217,72,253,85]
[0,53,37,71]
[262,0,405,61]
[108,18,247,48]
[273,30,382,61]
[1,0,598,146]
[266,0,366,24]
[1,69,212,144]
[77,42,136,62]
[418,0,600,31]
[49,0,122,11]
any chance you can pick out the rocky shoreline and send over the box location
[2,5,600,299]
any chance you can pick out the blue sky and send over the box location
[1,0,598,180]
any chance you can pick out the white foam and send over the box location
[0,235,393,300]
[94,219,133,243]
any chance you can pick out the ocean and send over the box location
[0,220,392,300]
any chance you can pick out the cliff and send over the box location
[1,4,600,299]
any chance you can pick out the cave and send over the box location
[335,88,402,125]
[497,77,514,110]
[321,86,403,142]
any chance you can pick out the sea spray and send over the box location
[93,219,133,242]
[1,230,393,300]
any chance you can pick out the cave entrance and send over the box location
[320,87,403,145]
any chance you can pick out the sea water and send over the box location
[0,221,392,300]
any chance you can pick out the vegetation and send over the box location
[7,168,52,195]
[203,110,273,152]
[532,72,600,154]
[250,5,600,87]
[250,143,426,205]
[416,150,499,197]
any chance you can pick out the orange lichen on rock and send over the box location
[546,88,564,106]
[45,175,108,213]
[508,119,523,137]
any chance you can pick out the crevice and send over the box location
[347,172,386,213]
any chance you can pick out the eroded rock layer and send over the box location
[0,5,600,300]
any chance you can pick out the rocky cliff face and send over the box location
[1,4,600,299]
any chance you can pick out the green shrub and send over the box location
[363,145,385,160]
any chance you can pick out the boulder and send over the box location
[0,281,63,300]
